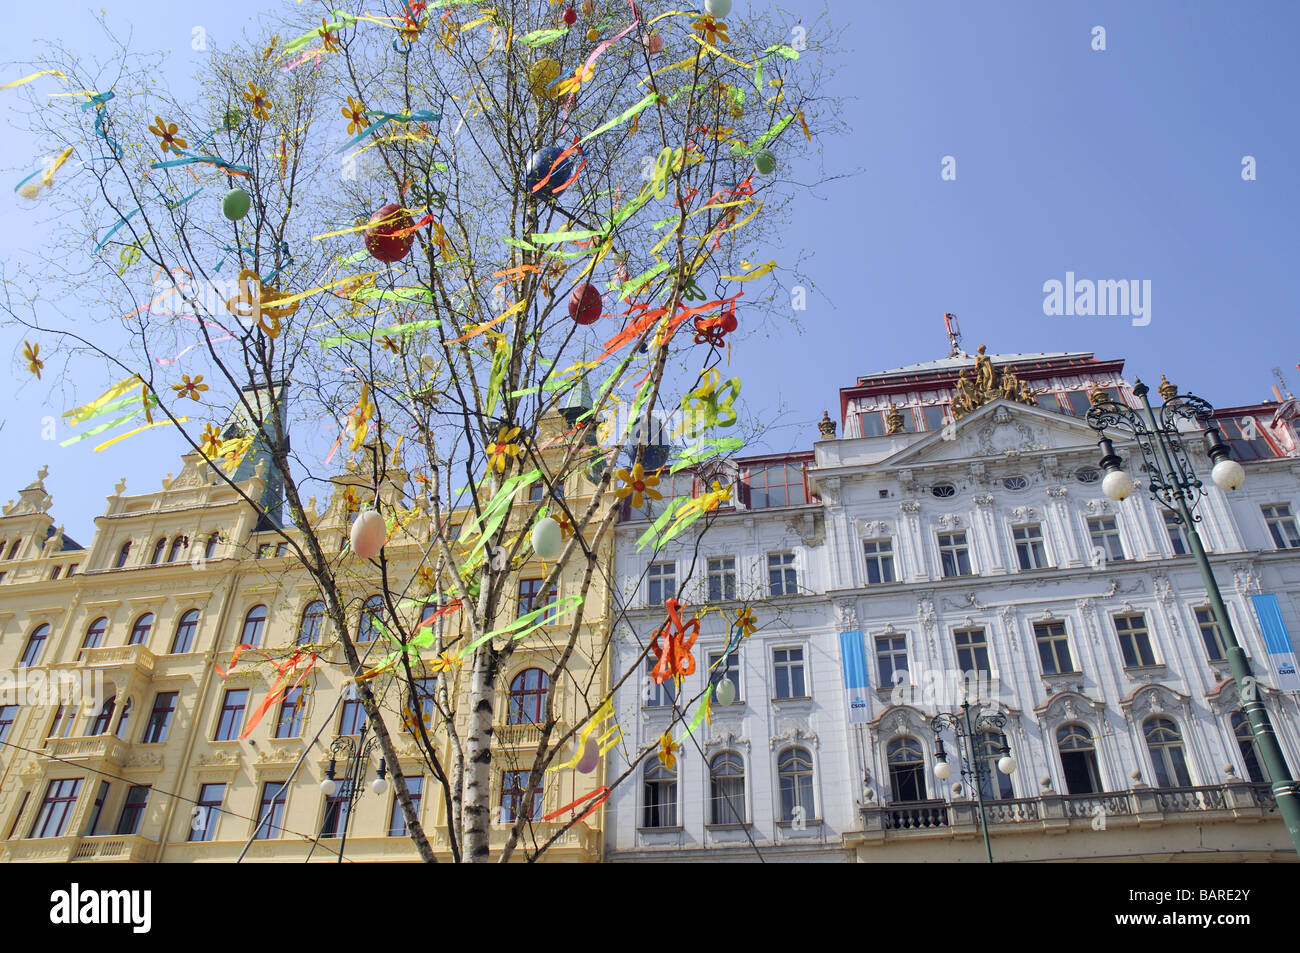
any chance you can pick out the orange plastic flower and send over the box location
[341,95,367,135]
[735,606,757,639]
[148,116,188,155]
[379,335,402,354]
[22,341,43,379]
[691,15,730,44]
[199,423,222,457]
[415,565,436,590]
[243,82,272,121]
[318,18,341,52]
[173,374,209,401]
[614,462,662,509]
[430,651,463,673]
[342,486,361,511]
[485,425,522,474]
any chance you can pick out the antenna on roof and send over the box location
[1272,367,1293,400]
[944,313,962,357]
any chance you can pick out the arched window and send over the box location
[240,605,268,648]
[170,609,200,654]
[976,731,1014,800]
[115,698,133,740]
[1231,711,1265,784]
[507,668,549,725]
[887,737,927,803]
[777,746,816,821]
[204,534,219,560]
[128,613,154,647]
[150,538,167,565]
[89,696,117,735]
[167,535,189,563]
[115,541,132,568]
[83,617,109,650]
[1057,723,1101,795]
[6,539,22,560]
[709,752,746,824]
[1144,716,1192,788]
[299,600,326,645]
[358,595,385,643]
[19,624,50,667]
[643,759,678,828]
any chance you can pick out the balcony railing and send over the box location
[494,722,563,749]
[1153,785,1226,813]
[46,735,128,765]
[883,799,949,831]
[2,834,156,863]
[79,643,156,678]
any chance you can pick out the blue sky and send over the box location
[1,0,1296,541]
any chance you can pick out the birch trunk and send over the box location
[461,644,496,861]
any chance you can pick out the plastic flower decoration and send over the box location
[317,18,341,52]
[147,116,188,155]
[614,462,662,509]
[657,731,678,771]
[199,423,222,458]
[379,335,402,355]
[735,606,757,639]
[430,651,463,674]
[173,374,209,401]
[485,425,522,474]
[22,341,43,379]
[398,2,427,43]
[681,369,741,436]
[243,82,272,121]
[691,15,730,44]
[341,96,367,135]
[342,485,361,511]
[415,565,436,591]
[556,514,575,539]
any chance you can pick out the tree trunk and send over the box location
[461,644,496,861]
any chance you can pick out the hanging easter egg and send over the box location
[562,5,577,26]
[364,203,414,263]
[721,304,738,334]
[569,283,603,325]
[705,0,733,17]
[526,147,576,200]
[586,28,599,42]
[576,735,600,774]
[350,509,387,560]
[753,149,777,175]
[528,58,562,100]
[581,0,595,13]
[222,188,251,222]
[644,31,664,54]
[715,676,737,706]
[531,516,563,560]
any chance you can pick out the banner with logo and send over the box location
[1250,593,1300,692]
[839,630,870,724]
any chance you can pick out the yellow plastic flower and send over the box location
[342,485,361,511]
[173,374,209,401]
[199,423,222,457]
[657,731,678,770]
[415,565,436,591]
[399,2,426,43]
[430,651,463,673]
[614,462,662,509]
[735,606,757,639]
[379,335,401,354]
[341,95,367,135]
[147,116,188,155]
[691,15,730,44]
[22,341,43,379]
[318,18,341,52]
[243,82,272,121]
[485,425,522,474]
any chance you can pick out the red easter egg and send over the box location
[569,283,603,325]
[644,32,664,54]
[562,7,577,25]
[721,309,738,333]
[365,203,414,263]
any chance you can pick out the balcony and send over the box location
[46,735,128,767]
[1,834,157,863]
[494,721,564,749]
[80,643,156,680]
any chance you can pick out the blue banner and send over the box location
[839,630,870,724]
[1250,594,1300,691]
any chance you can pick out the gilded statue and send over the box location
[974,344,995,395]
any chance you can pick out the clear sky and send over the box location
[1,0,1296,543]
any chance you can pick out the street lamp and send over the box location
[930,699,1015,864]
[1086,377,1300,858]
[319,721,387,862]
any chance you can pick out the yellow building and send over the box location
[0,419,613,862]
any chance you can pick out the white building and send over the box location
[605,340,1300,862]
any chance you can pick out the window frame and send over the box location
[937,531,972,578]
[707,751,747,826]
[1087,516,1127,562]
[506,668,549,725]
[767,551,798,597]
[170,608,201,654]
[1033,620,1077,676]
[19,624,50,668]
[641,759,679,829]
[213,689,249,741]
[239,604,268,648]
[252,781,288,840]
[30,778,83,839]
[1114,613,1157,668]
[706,556,737,602]
[862,538,896,585]
[114,784,151,836]
[776,745,817,822]
[128,612,154,647]
[772,646,808,700]
[189,782,226,842]
[83,616,108,651]
[875,634,909,689]
[1012,523,1048,571]
[141,691,178,744]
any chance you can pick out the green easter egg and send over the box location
[222,188,251,221]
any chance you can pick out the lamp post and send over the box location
[319,720,388,862]
[1085,377,1300,858]
[930,699,1016,864]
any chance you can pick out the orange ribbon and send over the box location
[650,598,699,685]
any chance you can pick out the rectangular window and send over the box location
[253,782,287,840]
[643,657,678,708]
[1114,614,1157,668]
[643,764,678,828]
[0,705,16,744]
[49,566,61,581]
[708,650,742,702]
[920,405,948,432]
[1088,516,1126,562]
[84,781,110,836]
[938,532,972,577]
[875,635,908,688]
[7,792,30,840]
[403,678,437,733]
[517,578,557,621]
[862,539,895,584]
[1195,607,1228,662]
[188,783,226,842]
[389,776,423,836]
[275,687,307,738]
[213,689,248,741]
[954,628,990,676]
[1262,504,1300,549]
[1060,391,1092,416]
[748,464,808,508]
[1222,417,1277,461]
[339,696,367,736]
[1033,621,1076,675]
[859,412,885,438]
[142,692,178,744]
[773,647,807,699]
[1163,511,1190,556]
[648,561,677,606]
[707,557,737,602]
[1013,524,1048,570]
[30,778,82,839]
[500,770,542,823]
[320,780,353,838]
[115,785,150,836]
[768,552,798,596]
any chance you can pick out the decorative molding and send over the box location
[936,513,963,528]
[770,720,819,752]
[900,500,920,515]
[942,592,988,612]
[973,494,994,507]
[703,731,749,754]
[835,600,859,631]
[1047,485,1069,499]
[1011,505,1036,521]
[1085,499,1112,515]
